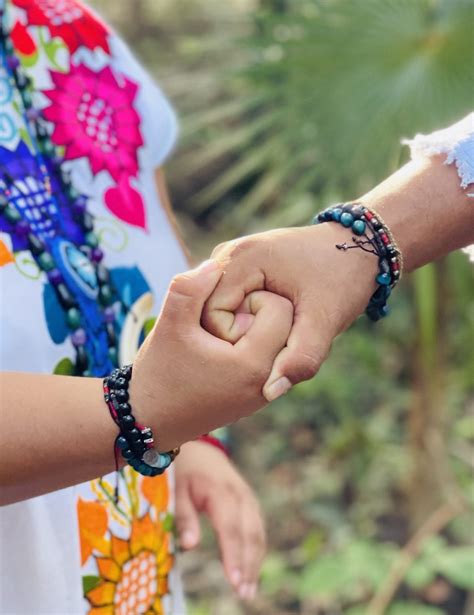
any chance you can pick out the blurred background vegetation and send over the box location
[91,1,474,613]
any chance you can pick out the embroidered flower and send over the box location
[0,142,84,250]
[10,20,37,56]
[41,64,147,228]
[13,0,109,54]
[43,64,143,181]
[83,512,172,615]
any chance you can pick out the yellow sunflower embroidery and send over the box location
[84,512,173,615]
[79,470,174,614]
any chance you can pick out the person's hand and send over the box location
[202,223,378,401]
[131,260,294,450]
[175,440,265,601]
[203,155,474,402]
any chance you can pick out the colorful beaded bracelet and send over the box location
[103,365,180,477]
[313,203,403,321]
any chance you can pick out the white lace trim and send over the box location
[403,113,474,262]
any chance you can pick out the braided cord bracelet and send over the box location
[103,364,180,479]
[313,203,403,321]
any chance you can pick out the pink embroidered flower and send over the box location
[42,64,147,228]
[43,64,143,181]
[13,0,109,54]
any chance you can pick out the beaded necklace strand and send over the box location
[0,3,125,376]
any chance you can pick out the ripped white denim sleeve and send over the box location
[403,112,474,262]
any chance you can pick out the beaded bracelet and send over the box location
[313,203,403,321]
[103,365,180,477]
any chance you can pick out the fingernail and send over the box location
[195,259,218,273]
[180,530,196,549]
[264,376,292,401]
[230,569,242,586]
[238,583,250,600]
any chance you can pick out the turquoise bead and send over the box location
[340,212,354,227]
[139,463,153,476]
[352,220,366,235]
[66,307,81,329]
[157,453,170,469]
[331,208,343,222]
[4,205,21,223]
[100,285,114,306]
[38,252,55,271]
[22,90,32,108]
[85,232,99,248]
[376,272,391,286]
[108,346,118,365]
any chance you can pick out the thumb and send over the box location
[175,480,201,551]
[161,260,223,327]
[262,309,333,401]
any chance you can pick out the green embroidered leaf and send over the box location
[18,127,33,150]
[18,51,39,69]
[143,317,157,338]
[82,575,101,595]
[162,512,175,534]
[53,357,74,376]
[38,28,67,70]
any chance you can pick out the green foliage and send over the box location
[175,0,474,233]
[300,540,397,599]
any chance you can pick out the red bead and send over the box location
[365,211,374,221]
[392,262,400,271]
[380,233,389,245]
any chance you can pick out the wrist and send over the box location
[359,156,474,273]
[307,223,378,328]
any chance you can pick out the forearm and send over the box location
[0,372,120,504]
[359,155,474,272]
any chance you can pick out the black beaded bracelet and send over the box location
[103,365,180,477]
[313,203,403,321]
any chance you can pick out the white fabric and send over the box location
[403,113,474,262]
[0,4,187,614]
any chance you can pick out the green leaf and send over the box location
[406,558,436,590]
[143,317,157,338]
[299,553,349,598]
[454,415,474,440]
[18,50,39,69]
[162,512,175,534]
[387,602,444,615]
[434,546,474,589]
[261,552,295,595]
[53,357,74,375]
[82,575,101,595]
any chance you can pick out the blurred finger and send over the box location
[239,499,267,600]
[206,489,243,590]
[175,479,201,550]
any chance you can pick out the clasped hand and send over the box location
[133,223,377,451]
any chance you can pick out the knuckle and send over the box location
[210,241,228,258]
[290,347,329,382]
[169,273,194,299]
